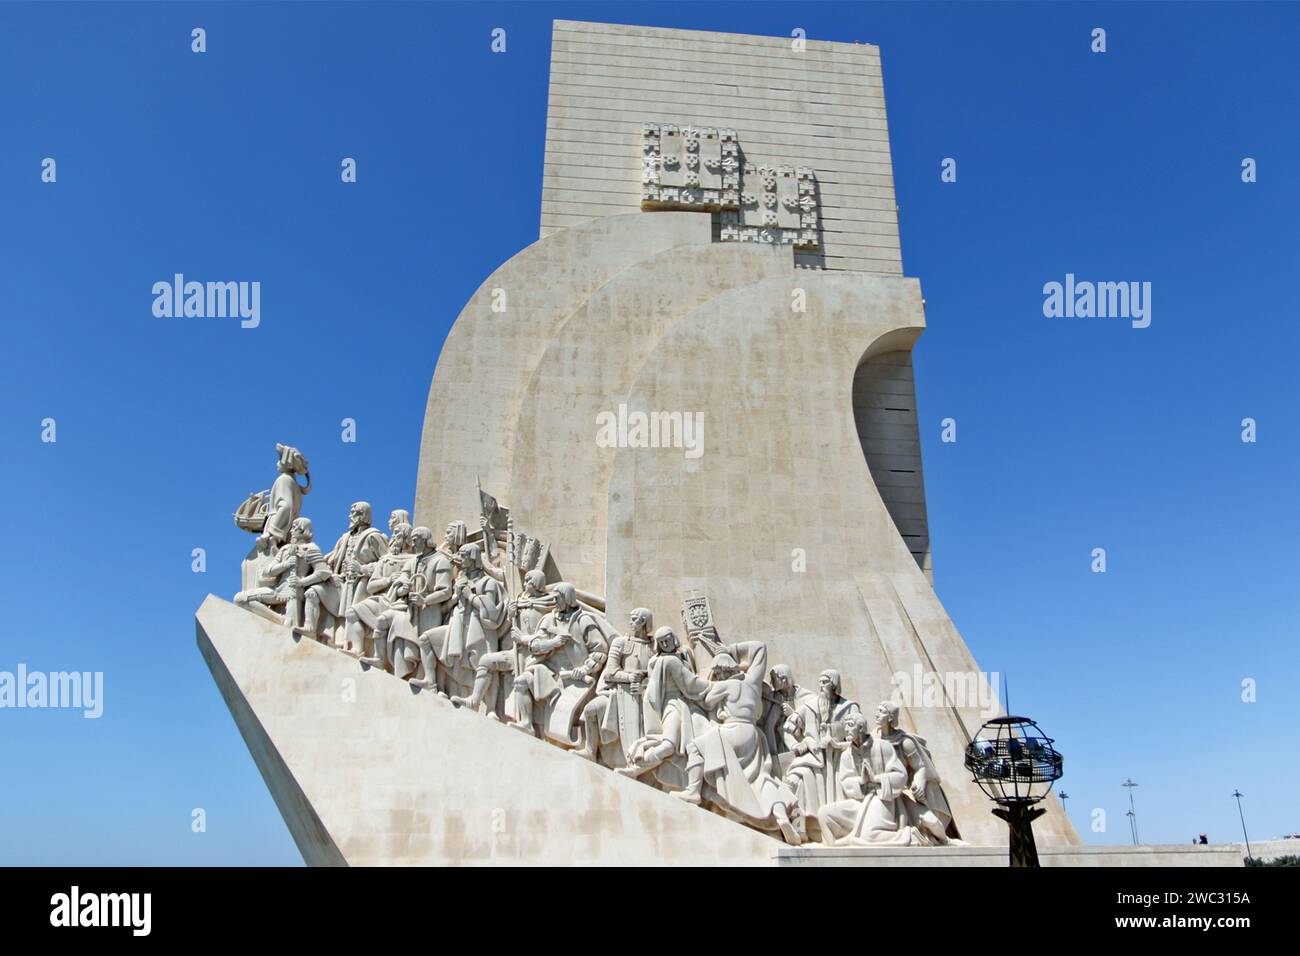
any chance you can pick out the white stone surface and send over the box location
[200,20,1112,864]
[415,212,711,536]
[542,20,903,274]
[198,594,780,866]
[201,595,1237,865]
[410,20,1069,851]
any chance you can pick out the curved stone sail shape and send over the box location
[412,22,1079,850]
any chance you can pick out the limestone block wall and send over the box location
[542,20,903,275]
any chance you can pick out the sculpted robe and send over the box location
[593,633,657,764]
[510,590,556,672]
[784,694,862,825]
[761,680,815,763]
[626,647,708,791]
[320,524,388,617]
[263,471,305,546]
[437,570,508,697]
[517,607,608,747]
[842,729,956,846]
[237,539,330,626]
[811,737,870,845]
[401,548,452,638]
[674,642,800,834]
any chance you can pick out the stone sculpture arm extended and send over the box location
[714,641,768,691]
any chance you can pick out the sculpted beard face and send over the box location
[844,716,865,743]
[819,674,835,701]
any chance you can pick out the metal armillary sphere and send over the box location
[964,716,1064,867]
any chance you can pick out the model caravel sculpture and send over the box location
[231,443,963,849]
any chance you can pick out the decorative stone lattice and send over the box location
[641,123,740,209]
[641,122,820,250]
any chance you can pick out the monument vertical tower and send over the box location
[198,19,1088,866]
[415,20,1076,848]
[536,20,933,581]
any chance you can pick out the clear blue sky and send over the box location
[1,2,1295,864]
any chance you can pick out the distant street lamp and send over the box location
[1122,778,1140,845]
[965,716,1063,867]
[1233,790,1253,861]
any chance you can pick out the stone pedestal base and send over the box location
[776,844,1245,867]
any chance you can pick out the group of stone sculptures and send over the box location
[232,444,962,848]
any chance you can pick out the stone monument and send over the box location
[198,20,1104,865]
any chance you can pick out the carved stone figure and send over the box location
[226,474,966,850]
[810,711,871,842]
[380,526,443,678]
[783,669,862,837]
[409,522,468,690]
[302,502,388,643]
[617,626,705,790]
[235,517,329,626]
[416,543,508,698]
[578,607,656,766]
[510,583,608,746]
[762,664,814,761]
[664,641,804,844]
[258,444,311,549]
[816,700,959,847]
[388,509,411,535]
[447,569,552,717]
[510,570,554,634]
[345,523,413,660]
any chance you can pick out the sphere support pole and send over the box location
[991,803,1047,868]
